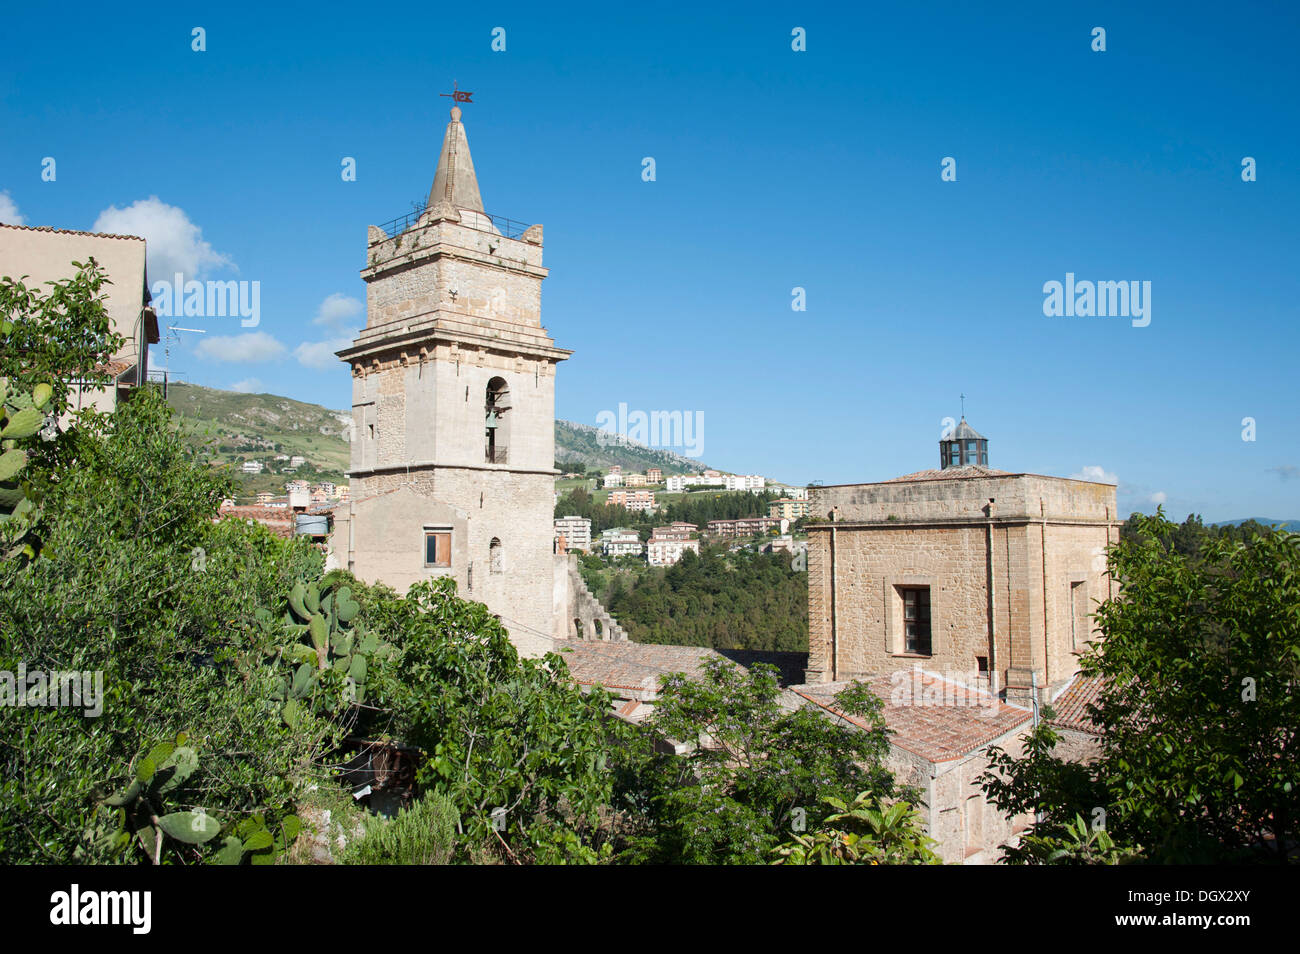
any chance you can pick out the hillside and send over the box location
[165,383,710,496]
[166,383,351,495]
[554,420,708,474]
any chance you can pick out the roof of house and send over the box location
[791,671,1032,763]
[555,640,724,693]
[94,359,135,379]
[885,465,1012,482]
[0,222,145,242]
[1047,673,1105,735]
[215,505,295,538]
[555,641,807,691]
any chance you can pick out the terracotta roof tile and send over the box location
[1047,673,1105,735]
[215,505,295,538]
[555,640,728,693]
[93,359,134,379]
[884,465,1012,482]
[792,671,1032,763]
[0,222,145,242]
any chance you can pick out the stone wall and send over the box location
[806,473,1117,699]
[363,218,545,328]
[332,465,557,652]
[884,727,1033,865]
[564,555,629,642]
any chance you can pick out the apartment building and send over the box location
[554,515,594,553]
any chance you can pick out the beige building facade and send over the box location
[0,223,158,413]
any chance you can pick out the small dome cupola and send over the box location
[940,416,988,469]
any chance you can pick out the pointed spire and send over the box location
[427,105,485,220]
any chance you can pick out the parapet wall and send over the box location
[812,473,1117,525]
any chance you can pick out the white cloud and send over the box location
[0,191,25,225]
[195,332,287,363]
[230,378,263,393]
[293,336,353,370]
[314,293,363,331]
[1148,491,1168,506]
[92,196,232,281]
[294,293,360,370]
[1072,465,1118,485]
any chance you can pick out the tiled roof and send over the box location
[94,359,135,379]
[215,505,295,538]
[885,465,1011,482]
[0,222,145,242]
[555,642,809,730]
[1047,673,1105,735]
[792,671,1032,763]
[555,640,727,693]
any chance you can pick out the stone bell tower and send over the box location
[331,102,571,654]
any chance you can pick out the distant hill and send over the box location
[554,420,707,475]
[164,383,708,495]
[1214,518,1300,533]
[166,383,351,495]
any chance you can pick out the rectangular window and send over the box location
[424,529,452,568]
[1070,580,1087,648]
[902,587,932,655]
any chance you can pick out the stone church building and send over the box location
[329,104,573,654]
[805,419,1119,703]
[795,421,1118,861]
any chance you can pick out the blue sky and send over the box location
[1,1,1297,520]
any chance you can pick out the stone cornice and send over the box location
[806,517,1121,531]
[347,462,560,479]
[337,324,572,365]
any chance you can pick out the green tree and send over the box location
[0,389,328,863]
[366,578,623,864]
[0,263,332,863]
[981,510,1300,863]
[771,791,940,865]
[0,260,124,415]
[614,658,905,864]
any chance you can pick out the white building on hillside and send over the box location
[601,528,643,558]
[555,515,593,553]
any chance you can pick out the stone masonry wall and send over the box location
[806,474,1117,698]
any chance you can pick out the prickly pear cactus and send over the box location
[275,573,393,724]
[94,731,301,865]
[0,377,53,561]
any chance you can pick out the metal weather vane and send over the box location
[440,81,474,105]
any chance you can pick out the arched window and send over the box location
[489,537,504,574]
[485,377,510,463]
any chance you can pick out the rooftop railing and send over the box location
[375,204,531,241]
